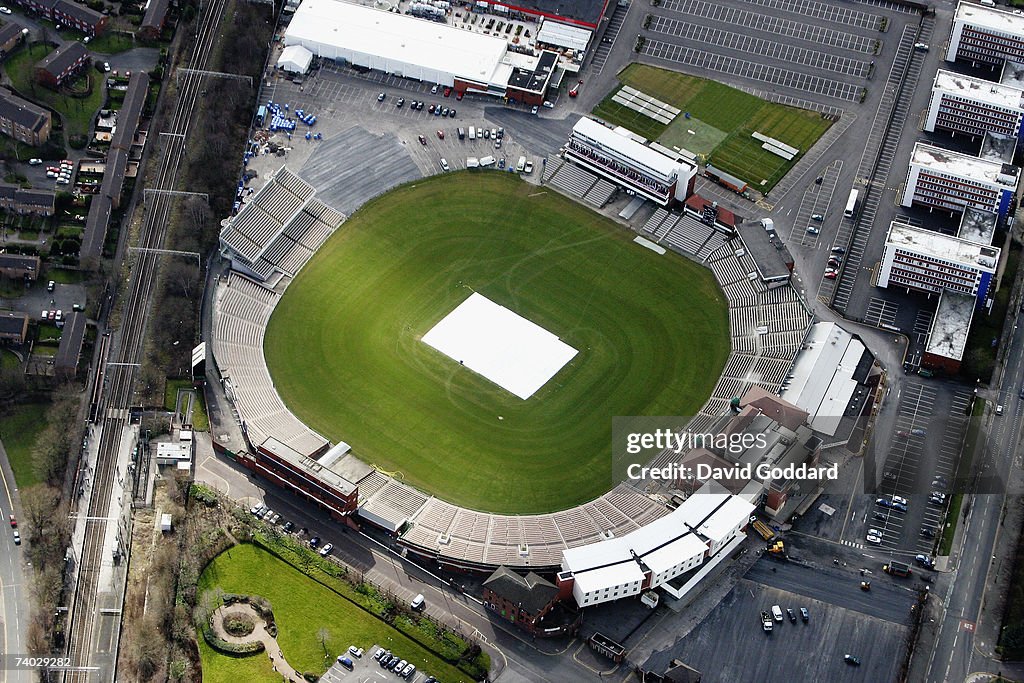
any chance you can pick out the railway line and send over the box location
[62,0,234,678]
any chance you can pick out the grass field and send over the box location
[198,544,473,682]
[265,172,729,514]
[4,43,106,139]
[0,402,49,488]
[592,64,834,191]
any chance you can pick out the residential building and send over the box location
[0,88,49,145]
[901,142,1018,218]
[0,310,28,343]
[0,184,54,215]
[565,116,698,206]
[925,70,1024,138]
[35,41,89,88]
[139,0,170,39]
[51,0,107,35]
[54,310,86,377]
[878,220,999,308]
[0,253,39,279]
[0,21,27,56]
[946,1,1024,66]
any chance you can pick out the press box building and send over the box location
[901,142,1018,218]
[565,117,698,207]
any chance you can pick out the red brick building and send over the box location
[482,566,581,637]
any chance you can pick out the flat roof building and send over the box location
[878,220,999,307]
[901,142,1018,218]
[925,70,1024,138]
[285,0,544,98]
[566,117,698,206]
[958,205,999,246]
[980,131,1018,164]
[947,2,1024,66]
[923,292,975,374]
[476,0,608,29]
[558,485,753,608]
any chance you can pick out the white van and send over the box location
[479,155,496,167]
[771,605,784,622]
[439,158,450,172]
[469,126,476,140]
[411,594,425,611]
[516,156,526,172]
[980,0,995,6]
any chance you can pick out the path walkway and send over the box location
[209,603,304,682]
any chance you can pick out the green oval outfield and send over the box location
[264,172,730,514]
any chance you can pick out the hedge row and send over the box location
[201,625,264,656]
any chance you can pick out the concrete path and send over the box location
[210,603,305,682]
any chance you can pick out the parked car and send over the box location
[397,98,405,107]
[8,514,15,528]
[377,92,386,101]
[449,108,456,117]
[319,543,334,556]
[831,246,846,254]
[844,654,861,666]
[436,129,445,139]
[824,271,838,280]
[373,649,387,662]
[12,530,19,545]
[786,608,797,623]
[430,84,439,94]
[875,498,892,508]
[283,521,294,532]
[411,594,425,611]
[806,226,820,235]
[441,107,449,116]
[800,607,809,622]
[348,645,364,658]
[418,135,427,145]
[28,158,42,165]
[428,104,435,113]
[309,536,321,548]
[531,105,539,115]
[0,7,13,15]
[866,529,882,544]
[337,656,354,670]
[811,214,824,221]
[915,554,933,567]
[443,86,451,97]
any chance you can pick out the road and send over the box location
[925,300,1024,682]
[0,441,29,683]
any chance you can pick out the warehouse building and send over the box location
[565,117,698,207]
[946,2,1024,67]
[285,0,556,102]
[925,70,1024,138]
[878,220,999,308]
[901,142,1018,218]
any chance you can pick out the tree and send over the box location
[317,627,330,658]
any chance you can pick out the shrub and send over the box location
[201,626,264,655]
[222,612,255,637]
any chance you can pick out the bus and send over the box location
[844,189,859,218]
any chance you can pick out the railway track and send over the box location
[62,0,233,678]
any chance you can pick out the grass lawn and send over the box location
[198,544,473,682]
[0,350,20,370]
[0,402,49,488]
[86,32,136,55]
[593,64,833,191]
[164,378,210,431]
[265,172,729,513]
[4,43,106,139]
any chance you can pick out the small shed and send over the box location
[277,45,313,74]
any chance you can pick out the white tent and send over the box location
[277,45,313,74]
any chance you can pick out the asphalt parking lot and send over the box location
[639,558,913,682]
[318,645,440,683]
[786,159,843,250]
[861,381,974,554]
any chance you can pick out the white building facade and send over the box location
[946,2,1024,66]
[878,221,999,308]
[565,117,698,206]
[901,142,1018,218]
[925,70,1024,139]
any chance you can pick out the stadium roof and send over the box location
[886,221,1000,269]
[934,69,1024,110]
[911,142,1018,187]
[780,322,863,437]
[573,116,687,180]
[286,0,510,85]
